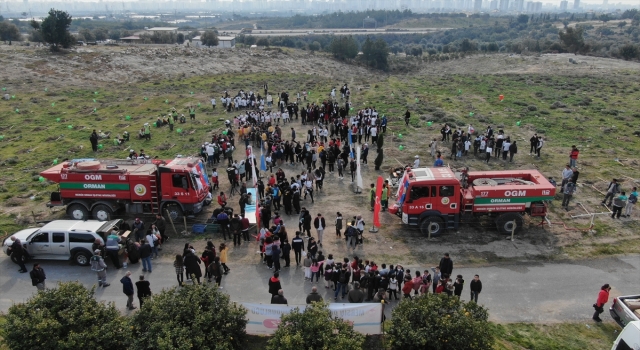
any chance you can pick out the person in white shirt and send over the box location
[464,139,472,155]
[561,164,574,192]
[211,98,216,109]
[501,139,511,160]
[413,155,420,168]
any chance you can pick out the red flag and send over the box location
[374,176,383,228]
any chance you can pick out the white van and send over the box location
[612,321,640,350]
[3,219,122,266]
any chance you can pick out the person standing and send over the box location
[470,274,482,303]
[281,239,291,268]
[535,136,544,158]
[271,289,288,305]
[120,271,136,310]
[439,253,453,279]
[453,275,464,298]
[90,130,99,152]
[335,212,343,238]
[208,256,223,289]
[183,249,202,285]
[153,214,168,244]
[9,236,27,273]
[624,187,638,218]
[90,249,110,287]
[561,164,573,192]
[219,243,230,274]
[30,263,47,291]
[404,110,411,126]
[132,218,146,242]
[173,254,184,287]
[569,145,579,168]
[140,238,153,273]
[313,213,326,247]
[430,267,441,294]
[348,282,366,303]
[241,215,251,242]
[601,179,620,207]
[562,180,576,211]
[230,214,242,247]
[306,286,323,304]
[291,232,304,266]
[105,231,122,269]
[268,272,282,297]
[334,264,351,300]
[508,140,517,162]
[135,275,151,308]
[529,133,538,155]
[592,284,611,322]
[611,191,627,219]
[272,242,281,273]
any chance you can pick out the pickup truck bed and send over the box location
[610,295,640,327]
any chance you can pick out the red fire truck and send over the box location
[388,167,555,235]
[40,157,211,221]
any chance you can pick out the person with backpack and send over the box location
[291,231,305,266]
[334,264,351,300]
[624,187,638,218]
[346,222,357,250]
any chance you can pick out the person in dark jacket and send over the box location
[120,271,136,310]
[281,240,291,268]
[508,141,517,162]
[291,232,305,266]
[270,289,288,305]
[469,274,482,303]
[135,275,152,308]
[230,214,242,246]
[9,236,27,273]
[30,263,46,290]
[90,130,99,152]
[139,239,153,273]
[438,253,454,279]
[268,272,282,296]
[348,281,366,303]
[208,256,223,288]
[453,274,464,298]
[306,286,323,304]
[183,250,202,285]
[307,237,318,260]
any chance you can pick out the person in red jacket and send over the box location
[592,283,611,322]
[402,275,414,299]
[569,145,579,168]
[217,192,227,207]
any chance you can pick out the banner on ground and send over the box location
[241,302,382,335]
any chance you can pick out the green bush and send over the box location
[266,302,365,350]
[129,284,247,350]
[2,281,130,349]
[388,294,494,350]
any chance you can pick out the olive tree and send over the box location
[32,9,74,51]
[2,282,130,349]
[388,294,494,350]
[129,284,248,350]
[201,30,219,47]
[266,302,365,350]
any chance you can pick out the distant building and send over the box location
[490,0,498,10]
[560,0,568,10]
[514,0,524,11]
[499,0,509,11]
[217,36,236,48]
[147,27,179,33]
[573,0,580,9]
[474,0,483,11]
[534,1,542,11]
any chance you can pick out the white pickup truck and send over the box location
[610,294,640,328]
[3,219,122,266]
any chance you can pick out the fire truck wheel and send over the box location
[420,217,444,236]
[67,204,90,220]
[92,205,113,221]
[496,213,523,235]
[164,203,183,221]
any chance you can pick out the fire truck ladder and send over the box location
[149,178,159,214]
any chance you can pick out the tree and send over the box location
[266,302,365,350]
[619,44,638,60]
[460,38,477,52]
[201,30,219,47]
[329,35,359,60]
[558,26,588,54]
[308,41,321,51]
[35,9,74,51]
[79,28,94,41]
[0,21,22,44]
[388,294,494,350]
[517,14,529,24]
[256,37,270,47]
[361,36,389,71]
[2,282,130,349]
[130,284,247,350]
[599,14,611,23]
[177,33,185,44]
[93,27,108,41]
[618,21,628,28]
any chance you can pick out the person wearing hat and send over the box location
[413,155,420,168]
[90,249,110,287]
[592,284,611,322]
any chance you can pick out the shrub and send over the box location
[2,282,130,349]
[130,284,248,350]
[388,294,494,350]
[266,301,365,350]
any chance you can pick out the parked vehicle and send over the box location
[388,167,555,235]
[3,219,122,266]
[611,321,640,350]
[40,157,211,221]
[611,294,640,328]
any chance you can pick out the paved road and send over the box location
[1,252,638,323]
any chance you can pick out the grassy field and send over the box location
[1,47,640,259]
